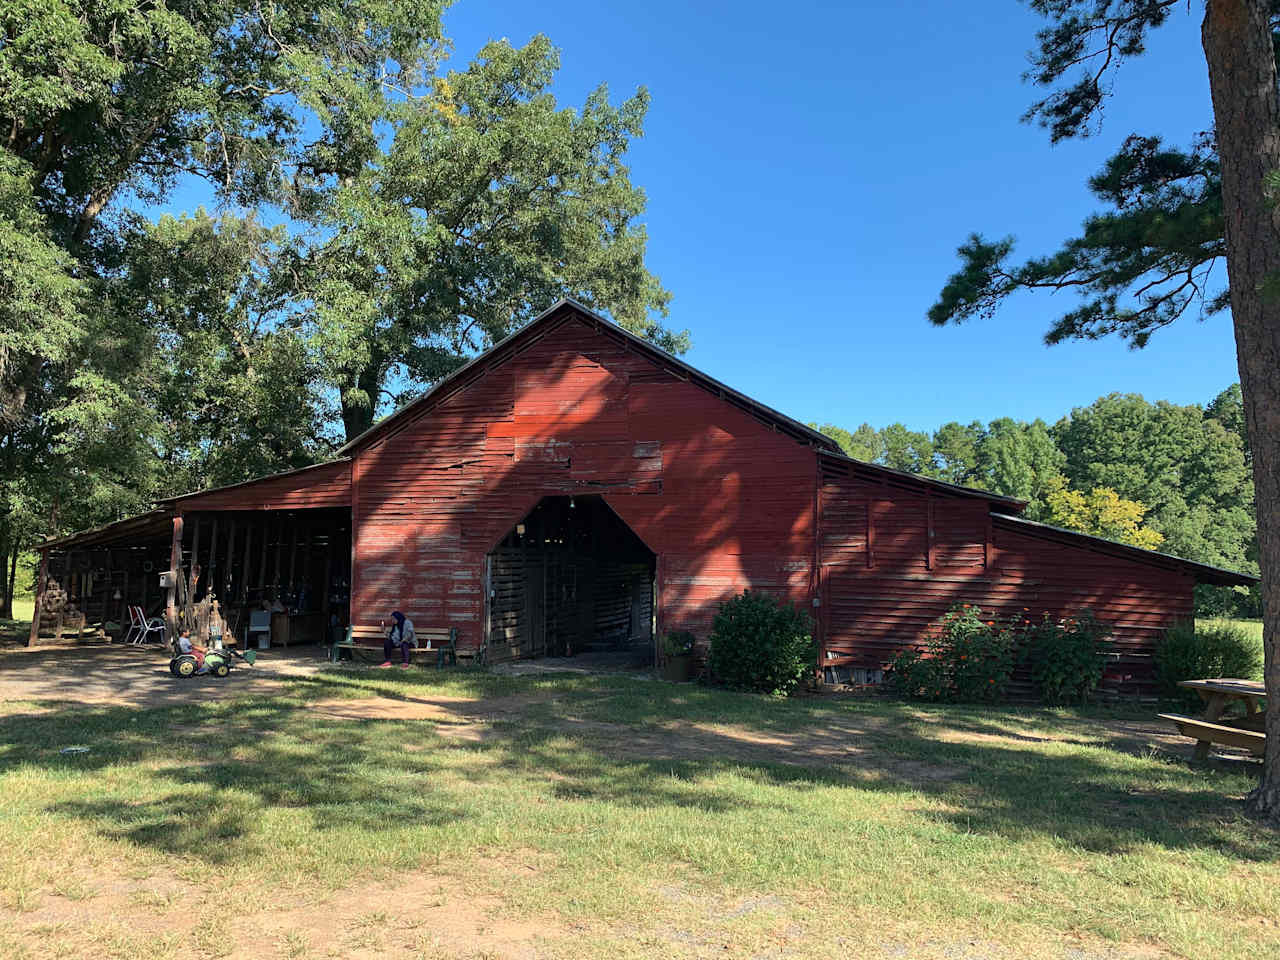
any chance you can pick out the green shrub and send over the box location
[887,644,951,701]
[1155,620,1263,703]
[707,590,815,695]
[1021,610,1112,704]
[889,604,1016,702]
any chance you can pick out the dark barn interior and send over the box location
[33,507,351,646]
[487,496,655,664]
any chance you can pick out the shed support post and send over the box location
[207,515,219,599]
[321,518,335,631]
[28,549,48,646]
[240,523,254,602]
[287,522,298,597]
[103,547,113,640]
[224,520,238,600]
[190,516,202,598]
[166,515,184,636]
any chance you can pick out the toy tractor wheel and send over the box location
[211,660,230,678]
[173,655,198,678]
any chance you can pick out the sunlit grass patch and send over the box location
[0,670,1275,958]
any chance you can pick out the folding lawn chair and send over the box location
[136,606,166,645]
[123,606,143,645]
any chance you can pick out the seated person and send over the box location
[379,611,417,668]
[175,627,206,669]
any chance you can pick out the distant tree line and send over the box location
[812,384,1257,617]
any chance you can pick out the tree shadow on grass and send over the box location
[2,674,1277,870]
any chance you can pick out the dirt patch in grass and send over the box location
[2,865,571,959]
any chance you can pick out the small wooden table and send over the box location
[1159,678,1266,762]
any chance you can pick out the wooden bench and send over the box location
[329,625,468,667]
[1158,713,1266,757]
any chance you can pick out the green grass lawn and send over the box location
[0,668,1276,959]
[0,599,34,649]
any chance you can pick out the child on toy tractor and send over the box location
[175,628,205,670]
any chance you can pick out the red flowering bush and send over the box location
[889,603,1017,702]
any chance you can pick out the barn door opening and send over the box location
[486,496,655,665]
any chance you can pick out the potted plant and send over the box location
[661,631,697,682]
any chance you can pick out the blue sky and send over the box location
[437,0,1234,432]
[154,1,1233,434]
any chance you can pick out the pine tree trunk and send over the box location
[1202,0,1280,821]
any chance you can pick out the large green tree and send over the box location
[0,0,450,611]
[302,35,681,438]
[928,0,1280,819]
[1052,393,1255,571]
[973,417,1067,517]
[112,211,337,492]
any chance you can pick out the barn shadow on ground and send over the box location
[3,670,1276,870]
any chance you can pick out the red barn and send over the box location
[32,300,1252,694]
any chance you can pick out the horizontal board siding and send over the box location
[820,476,1193,697]
[351,317,819,653]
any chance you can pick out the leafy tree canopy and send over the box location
[1042,477,1165,550]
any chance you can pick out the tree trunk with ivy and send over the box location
[1202,0,1280,820]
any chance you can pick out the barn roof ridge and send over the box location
[991,512,1257,587]
[335,298,845,456]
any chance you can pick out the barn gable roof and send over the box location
[333,299,1028,512]
[336,299,843,456]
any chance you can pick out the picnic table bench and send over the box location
[1158,678,1266,762]
[328,625,485,667]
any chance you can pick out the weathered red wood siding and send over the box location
[168,461,352,512]
[819,458,1194,695]
[350,316,819,649]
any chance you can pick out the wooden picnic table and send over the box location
[1159,678,1266,762]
